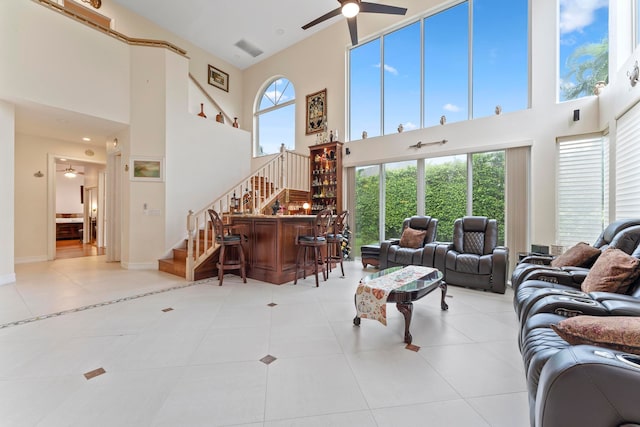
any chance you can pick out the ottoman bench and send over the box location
[361,244,381,268]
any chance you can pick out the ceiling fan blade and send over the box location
[347,17,358,46]
[302,7,342,30]
[360,2,407,15]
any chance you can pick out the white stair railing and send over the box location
[185,148,309,280]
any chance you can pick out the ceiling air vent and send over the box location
[234,39,263,58]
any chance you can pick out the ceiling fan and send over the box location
[57,165,84,178]
[302,0,407,46]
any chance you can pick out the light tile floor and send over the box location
[0,257,528,426]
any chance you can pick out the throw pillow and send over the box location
[581,247,640,294]
[550,242,601,268]
[551,316,640,355]
[399,228,426,249]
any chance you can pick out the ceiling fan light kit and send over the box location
[302,0,407,46]
[342,1,360,18]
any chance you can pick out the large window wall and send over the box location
[354,151,505,254]
[349,0,528,140]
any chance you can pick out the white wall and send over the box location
[0,0,129,124]
[4,1,252,269]
[14,134,107,262]
[0,101,15,285]
[56,166,85,214]
[93,0,244,127]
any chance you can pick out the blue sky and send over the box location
[559,0,609,100]
[259,1,609,152]
[349,0,608,139]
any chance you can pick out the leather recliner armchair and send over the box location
[519,309,640,426]
[535,345,640,427]
[511,218,640,292]
[433,216,509,294]
[514,224,640,325]
[379,216,438,269]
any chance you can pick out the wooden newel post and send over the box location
[186,210,195,281]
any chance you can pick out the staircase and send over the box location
[158,149,310,280]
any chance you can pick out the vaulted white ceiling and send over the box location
[111,0,351,70]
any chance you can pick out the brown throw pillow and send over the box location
[551,242,601,268]
[399,228,426,249]
[551,316,640,355]
[580,247,640,294]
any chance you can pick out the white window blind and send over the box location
[616,101,640,219]
[557,136,606,247]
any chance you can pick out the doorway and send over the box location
[49,154,107,260]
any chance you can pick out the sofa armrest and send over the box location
[422,242,438,267]
[527,295,609,319]
[379,239,400,269]
[521,269,585,288]
[519,255,554,265]
[491,246,509,293]
[536,345,640,427]
[433,242,453,273]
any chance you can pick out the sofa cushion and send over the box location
[399,228,426,249]
[551,315,640,355]
[550,242,601,268]
[580,247,640,294]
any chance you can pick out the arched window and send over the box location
[254,77,295,156]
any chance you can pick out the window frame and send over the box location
[254,77,295,157]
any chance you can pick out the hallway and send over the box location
[56,239,105,260]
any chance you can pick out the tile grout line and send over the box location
[0,277,217,330]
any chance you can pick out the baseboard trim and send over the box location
[0,273,16,286]
[15,256,48,264]
[121,261,157,270]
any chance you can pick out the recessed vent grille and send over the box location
[234,39,263,58]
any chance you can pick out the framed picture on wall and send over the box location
[305,88,327,135]
[208,65,229,92]
[130,156,164,182]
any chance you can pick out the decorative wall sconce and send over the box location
[80,0,102,9]
[628,60,639,87]
[113,137,119,148]
[33,171,44,178]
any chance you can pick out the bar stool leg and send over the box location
[218,245,226,286]
[239,244,247,283]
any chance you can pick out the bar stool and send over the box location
[294,209,332,287]
[207,209,247,286]
[326,210,349,277]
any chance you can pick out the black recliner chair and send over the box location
[511,218,640,292]
[433,216,508,294]
[535,345,640,427]
[379,216,438,269]
[514,225,640,325]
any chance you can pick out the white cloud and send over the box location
[443,103,460,112]
[264,89,289,104]
[374,63,399,76]
[559,0,608,35]
[403,121,418,130]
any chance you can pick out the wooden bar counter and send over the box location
[229,214,318,285]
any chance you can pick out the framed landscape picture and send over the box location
[130,156,164,182]
[306,88,327,135]
[208,65,229,92]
